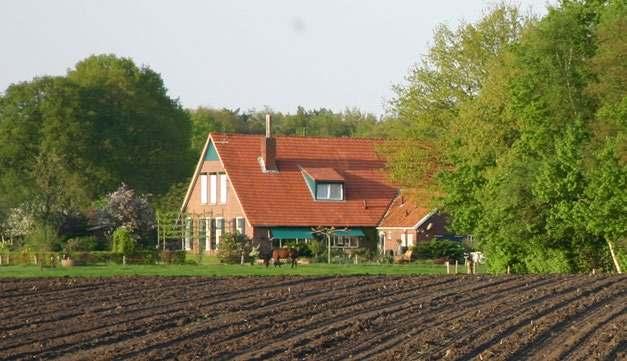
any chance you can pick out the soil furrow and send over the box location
[325,276,566,361]
[1,277,341,359]
[92,277,455,360]
[0,274,624,361]
[452,277,625,361]
[225,277,512,360]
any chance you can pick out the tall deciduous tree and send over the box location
[68,54,193,195]
[0,55,193,231]
[388,1,626,273]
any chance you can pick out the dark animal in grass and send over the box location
[267,248,298,268]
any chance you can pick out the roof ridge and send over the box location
[210,132,385,142]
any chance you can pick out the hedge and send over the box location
[0,250,187,266]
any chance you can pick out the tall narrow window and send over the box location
[200,174,208,204]
[215,217,224,247]
[184,217,192,251]
[210,218,216,250]
[204,218,211,251]
[210,174,217,204]
[407,233,414,247]
[219,174,228,204]
[236,217,245,234]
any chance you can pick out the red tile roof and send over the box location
[302,167,345,181]
[378,195,432,228]
[211,133,398,227]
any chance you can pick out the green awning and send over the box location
[270,227,365,239]
[335,228,365,237]
[271,227,314,240]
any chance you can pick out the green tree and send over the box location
[577,139,626,273]
[68,54,193,195]
[387,3,530,193]
[0,77,91,230]
[112,227,136,255]
[0,55,193,234]
[188,107,246,153]
[388,1,626,273]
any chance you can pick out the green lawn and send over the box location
[0,261,482,278]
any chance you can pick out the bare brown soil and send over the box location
[0,275,624,360]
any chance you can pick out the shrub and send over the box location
[112,227,136,255]
[217,232,252,264]
[377,253,394,264]
[413,239,465,262]
[159,250,186,264]
[283,241,313,258]
[521,247,571,273]
[63,236,97,253]
[308,239,324,257]
[24,224,61,252]
[95,184,155,247]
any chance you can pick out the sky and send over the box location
[0,0,551,115]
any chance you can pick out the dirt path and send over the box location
[0,275,624,360]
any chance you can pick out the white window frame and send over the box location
[236,217,245,235]
[209,174,217,204]
[200,174,208,204]
[184,217,192,251]
[219,173,228,204]
[316,182,343,200]
[407,233,414,247]
[379,232,386,253]
[215,217,224,247]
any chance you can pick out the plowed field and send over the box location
[0,275,624,360]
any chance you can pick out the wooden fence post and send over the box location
[123,255,126,266]
[446,261,450,274]
[455,260,458,274]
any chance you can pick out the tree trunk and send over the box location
[606,238,622,274]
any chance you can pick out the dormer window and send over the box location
[301,167,345,202]
[316,182,344,201]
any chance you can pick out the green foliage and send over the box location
[63,236,97,253]
[152,182,189,214]
[308,239,324,257]
[413,240,465,262]
[188,106,382,149]
[282,241,313,258]
[217,232,252,264]
[112,227,136,255]
[0,55,193,231]
[67,55,194,195]
[0,250,187,266]
[521,246,572,274]
[24,224,61,252]
[389,1,626,273]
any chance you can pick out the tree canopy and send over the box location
[388,0,626,273]
[0,55,192,229]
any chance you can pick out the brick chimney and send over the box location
[260,114,278,172]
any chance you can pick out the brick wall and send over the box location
[184,159,254,252]
[378,213,450,255]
